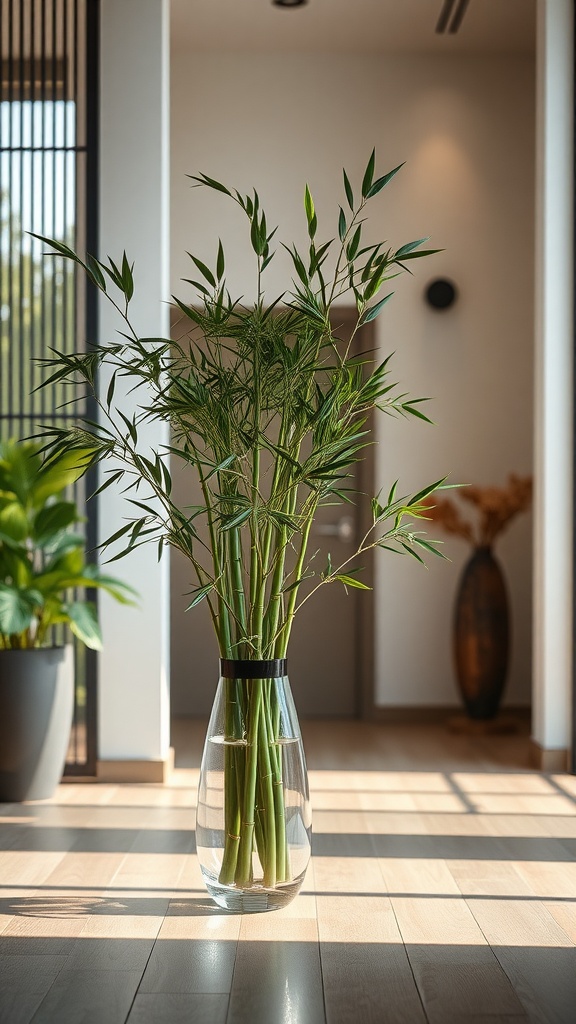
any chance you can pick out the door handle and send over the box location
[315,515,354,543]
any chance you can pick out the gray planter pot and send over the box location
[0,646,74,802]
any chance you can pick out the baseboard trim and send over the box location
[370,705,531,725]
[96,747,175,784]
[528,741,569,772]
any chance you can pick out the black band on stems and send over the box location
[220,659,287,679]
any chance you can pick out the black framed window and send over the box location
[0,0,99,774]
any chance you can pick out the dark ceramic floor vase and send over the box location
[453,547,510,720]
[0,646,74,801]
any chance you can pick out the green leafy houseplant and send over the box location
[36,152,446,902]
[0,439,135,649]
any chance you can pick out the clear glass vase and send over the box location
[196,659,311,912]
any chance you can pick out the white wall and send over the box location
[532,0,574,753]
[171,50,535,709]
[98,0,171,761]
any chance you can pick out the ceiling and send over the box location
[170,0,536,56]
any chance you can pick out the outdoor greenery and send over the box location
[1,189,75,417]
[0,440,135,650]
[36,152,446,890]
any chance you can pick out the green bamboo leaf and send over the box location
[286,246,309,287]
[85,254,107,292]
[121,252,134,301]
[117,410,138,445]
[104,256,123,289]
[401,399,433,424]
[304,184,315,225]
[303,185,315,238]
[159,457,172,496]
[394,249,441,262]
[395,237,429,259]
[91,469,124,498]
[182,278,210,296]
[282,572,314,594]
[361,149,376,197]
[363,269,385,302]
[251,213,266,256]
[128,499,161,517]
[334,574,372,591]
[400,542,426,564]
[346,225,362,261]
[173,297,204,325]
[387,480,398,506]
[188,253,216,288]
[372,497,384,522]
[343,168,354,211]
[221,508,252,531]
[29,232,107,292]
[413,537,446,558]
[205,454,236,480]
[366,161,405,198]
[267,509,299,530]
[338,207,347,242]
[185,583,215,611]
[216,239,225,280]
[359,292,395,325]
[407,477,448,507]
[101,520,134,549]
[106,373,116,409]
[376,541,403,554]
[187,173,232,196]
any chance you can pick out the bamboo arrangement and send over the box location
[37,153,446,891]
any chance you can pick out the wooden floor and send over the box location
[1,720,576,1024]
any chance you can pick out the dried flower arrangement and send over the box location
[426,474,532,548]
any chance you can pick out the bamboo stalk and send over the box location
[257,695,277,888]
[234,679,262,886]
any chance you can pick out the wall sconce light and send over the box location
[425,278,458,310]
[273,0,308,6]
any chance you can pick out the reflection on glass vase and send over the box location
[196,659,311,913]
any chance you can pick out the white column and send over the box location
[532,0,574,762]
[97,0,170,771]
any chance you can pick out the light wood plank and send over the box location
[0,850,67,887]
[391,896,526,1022]
[466,897,576,1024]
[317,895,426,1024]
[546,901,576,942]
[0,908,88,956]
[378,857,462,896]
[313,854,386,895]
[42,851,128,891]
